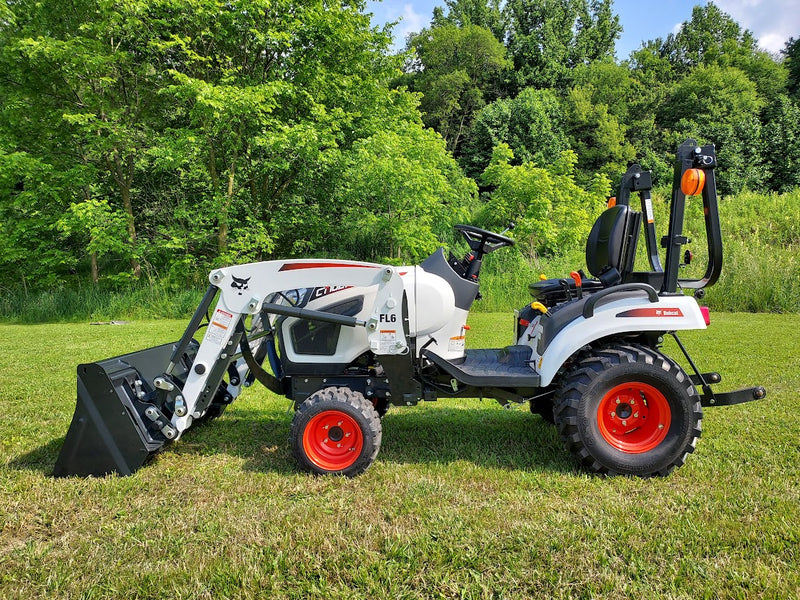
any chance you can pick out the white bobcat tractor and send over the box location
[54,140,765,478]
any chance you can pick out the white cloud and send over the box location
[397,4,425,44]
[367,1,429,51]
[715,0,800,53]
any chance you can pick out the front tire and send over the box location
[291,387,382,476]
[553,344,702,476]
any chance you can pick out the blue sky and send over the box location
[366,0,800,58]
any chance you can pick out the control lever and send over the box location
[569,271,583,299]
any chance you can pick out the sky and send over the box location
[365,0,800,58]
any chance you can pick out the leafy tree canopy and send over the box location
[504,0,620,90]
[404,24,509,153]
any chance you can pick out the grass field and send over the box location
[1,313,798,599]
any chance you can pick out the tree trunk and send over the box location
[113,150,141,277]
[91,252,99,284]
[217,152,239,255]
[218,157,237,255]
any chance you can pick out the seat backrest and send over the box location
[585,205,633,284]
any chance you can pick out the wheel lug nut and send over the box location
[622,420,627,426]
[337,443,342,448]
[323,438,329,444]
[658,424,664,429]
[634,412,639,418]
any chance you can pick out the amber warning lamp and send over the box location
[681,168,706,196]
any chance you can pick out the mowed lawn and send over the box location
[1,313,798,599]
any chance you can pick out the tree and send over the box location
[335,121,476,262]
[762,95,800,192]
[783,37,800,101]
[1,0,436,288]
[659,3,786,101]
[504,0,620,90]
[460,87,569,179]
[431,0,506,42]
[562,84,635,185]
[627,3,789,190]
[662,65,767,193]
[404,24,509,154]
[479,143,608,259]
[1,0,158,280]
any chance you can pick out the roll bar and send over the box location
[616,139,723,294]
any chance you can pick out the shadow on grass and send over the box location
[186,404,574,475]
[8,437,66,476]
[11,405,575,477]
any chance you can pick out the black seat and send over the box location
[529,204,639,305]
[585,204,636,286]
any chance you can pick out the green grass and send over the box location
[1,314,799,599]
[0,284,208,323]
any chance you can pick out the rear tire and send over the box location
[553,344,702,476]
[291,387,382,476]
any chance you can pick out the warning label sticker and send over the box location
[378,329,396,353]
[449,335,466,353]
[644,196,655,224]
[206,309,233,345]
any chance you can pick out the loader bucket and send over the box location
[54,341,197,477]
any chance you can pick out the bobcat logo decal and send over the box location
[231,276,251,295]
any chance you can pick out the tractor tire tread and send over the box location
[290,387,382,477]
[554,343,702,477]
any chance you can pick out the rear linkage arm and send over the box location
[670,332,766,407]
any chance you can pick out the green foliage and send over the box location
[0,0,799,306]
[562,84,636,184]
[430,0,506,42]
[0,0,462,289]
[335,121,475,262]
[460,87,569,179]
[762,95,800,193]
[784,37,800,101]
[405,24,509,153]
[504,0,620,90]
[661,65,767,194]
[660,3,759,73]
[479,143,608,258]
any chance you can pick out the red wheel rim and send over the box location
[302,410,363,471]
[597,382,671,453]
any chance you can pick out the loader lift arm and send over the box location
[54,259,410,477]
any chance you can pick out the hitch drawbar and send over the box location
[53,341,197,477]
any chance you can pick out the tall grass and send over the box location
[478,187,800,314]
[0,284,207,323]
[653,188,800,313]
[1,189,797,322]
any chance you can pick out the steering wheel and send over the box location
[454,224,515,259]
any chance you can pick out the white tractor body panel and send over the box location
[282,285,377,367]
[522,294,707,387]
[407,268,456,335]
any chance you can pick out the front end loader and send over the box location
[54,139,766,478]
